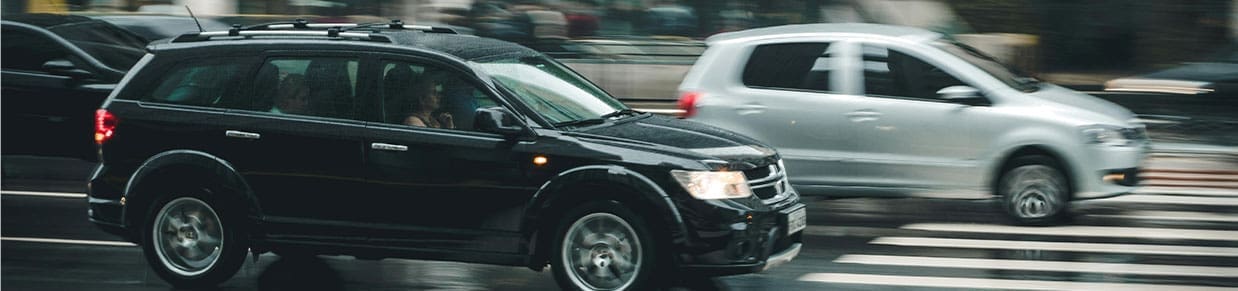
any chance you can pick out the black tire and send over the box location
[141,188,248,288]
[997,155,1071,225]
[551,201,662,291]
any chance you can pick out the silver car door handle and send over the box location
[735,103,767,115]
[225,130,261,139]
[370,143,408,152]
[845,111,882,122]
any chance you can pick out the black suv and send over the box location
[87,21,804,290]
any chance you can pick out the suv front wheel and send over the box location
[552,201,660,290]
[141,189,248,288]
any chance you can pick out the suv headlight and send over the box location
[671,170,752,200]
[1080,125,1135,147]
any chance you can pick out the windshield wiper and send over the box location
[600,108,644,119]
[553,118,607,128]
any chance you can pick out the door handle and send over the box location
[845,110,882,122]
[225,130,261,139]
[735,103,767,115]
[370,143,408,152]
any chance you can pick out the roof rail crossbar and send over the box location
[269,23,359,29]
[171,30,392,43]
[242,18,318,30]
[350,19,458,34]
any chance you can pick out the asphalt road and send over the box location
[3,155,1237,290]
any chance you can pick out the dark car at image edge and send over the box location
[85,20,804,290]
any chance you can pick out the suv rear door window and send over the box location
[742,42,836,92]
[257,57,360,119]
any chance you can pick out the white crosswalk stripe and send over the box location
[798,186,1238,289]
[799,273,1238,291]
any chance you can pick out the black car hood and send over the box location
[574,114,778,168]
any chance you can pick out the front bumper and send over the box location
[1072,142,1148,200]
[674,197,806,276]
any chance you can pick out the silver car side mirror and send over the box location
[937,85,989,106]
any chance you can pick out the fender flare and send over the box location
[121,150,259,227]
[520,165,688,269]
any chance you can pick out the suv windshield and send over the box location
[933,39,1039,92]
[473,56,628,126]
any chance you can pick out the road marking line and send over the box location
[1,236,135,247]
[1103,194,1238,206]
[835,254,1238,278]
[1090,210,1238,223]
[798,273,1237,291]
[0,190,87,198]
[902,223,1238,242]
[1134,187,1238,197]
[871,237,1238,257]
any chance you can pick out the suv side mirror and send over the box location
[474,107,526,137]
[937,85,989,106]
[42,59,96,80]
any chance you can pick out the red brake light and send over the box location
[95,109,117,144]
[677,91,701,118]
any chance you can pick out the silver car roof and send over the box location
[706,23,942,44]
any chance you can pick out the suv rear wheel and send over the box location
[552,201,660,290]
[998,156,1070,225]
[141,189,247,288]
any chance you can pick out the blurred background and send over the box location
[4,0,1236,146]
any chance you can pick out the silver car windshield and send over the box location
[933,39,1040,92]
[473,56,628,126]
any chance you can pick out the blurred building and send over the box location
[4,0,1234,74]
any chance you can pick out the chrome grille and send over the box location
[744,162,790,202]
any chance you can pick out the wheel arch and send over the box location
[519,165,687,271]
[990,145,1076,199]
[122,150,259,236]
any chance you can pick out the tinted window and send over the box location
[862,45,964,99]
[141,58,247,107]
[742,42,835,92]
[253,57,360,120]
[0,28,71,72]
[379,60,498,131]
[47,21,146,71]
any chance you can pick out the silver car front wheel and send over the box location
[999,156,1070,225]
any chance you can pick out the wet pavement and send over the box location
[3,154,1236,290]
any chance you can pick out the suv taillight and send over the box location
[677,91,701,118]
[95,109,117,144]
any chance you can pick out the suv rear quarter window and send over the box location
[742,42,836,92]
[140,58,248,108]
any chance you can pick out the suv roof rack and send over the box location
[241,19,457,34]
[169,19,456,43]
[171,26,393,43]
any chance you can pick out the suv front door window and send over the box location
[361,58,533,253]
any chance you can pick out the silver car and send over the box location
[678,23,1148,224]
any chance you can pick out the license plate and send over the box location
[786,207,806,236]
